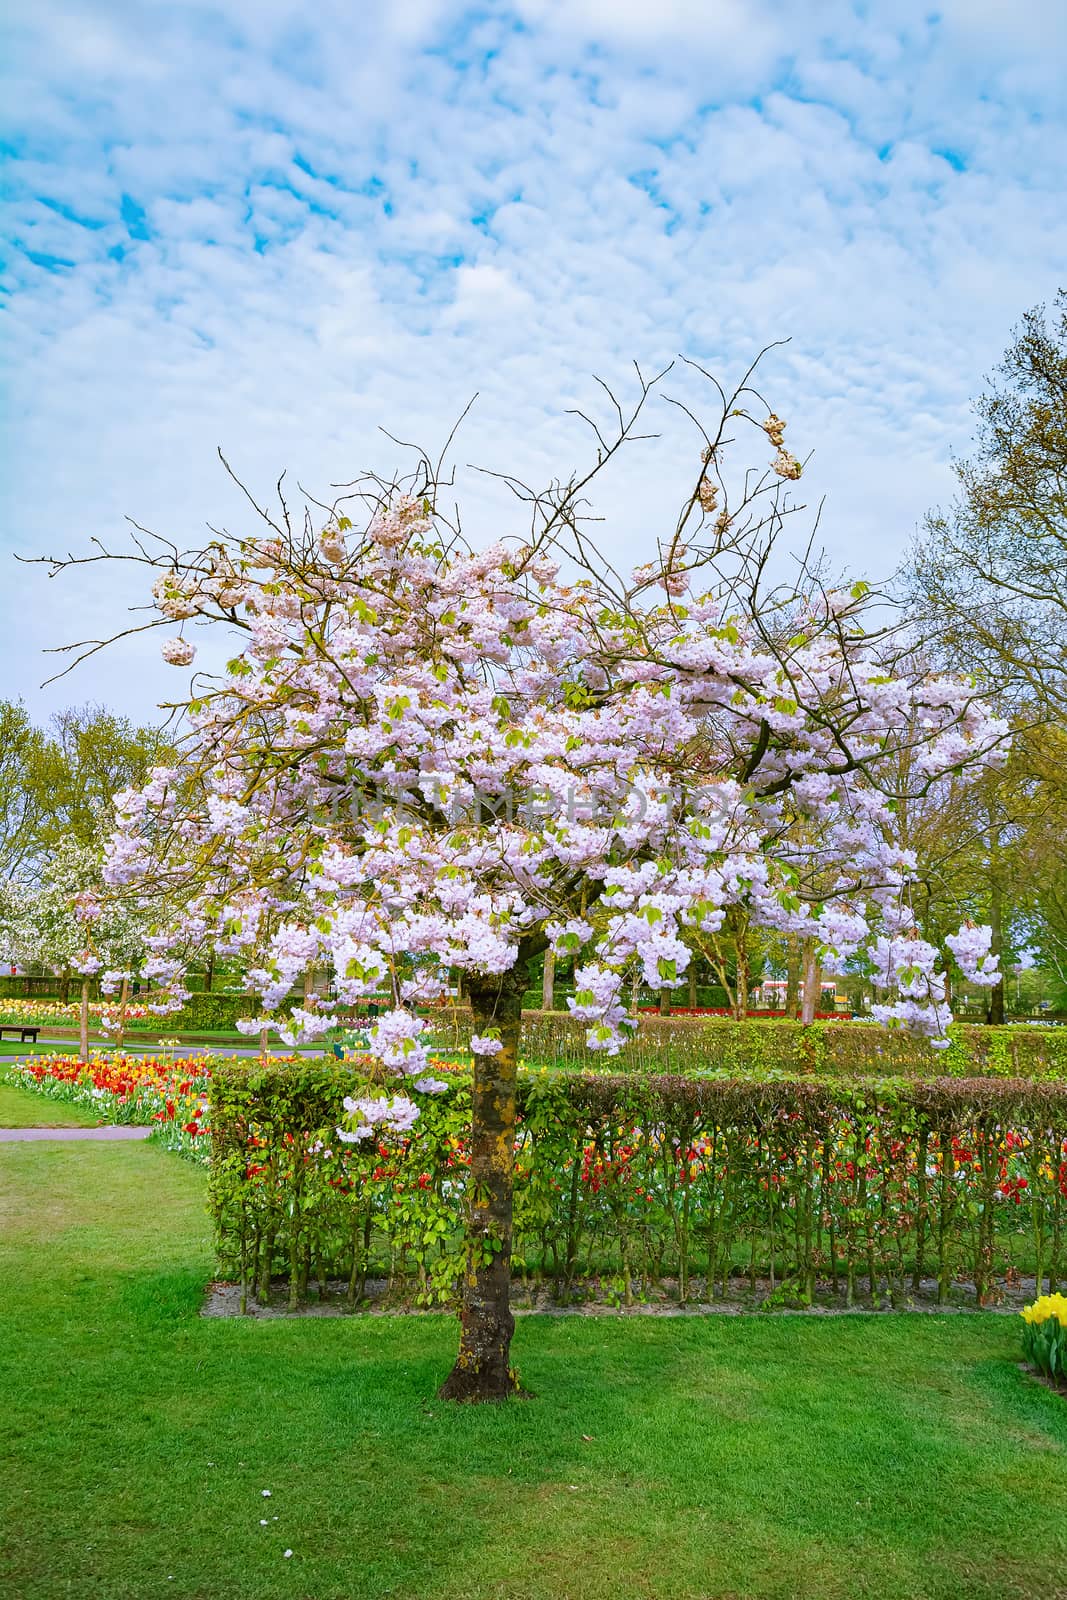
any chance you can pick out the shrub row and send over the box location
[420,1011,1067,1079]
[0,991,257,1033]
[519,984,743,1011]
[209,1061,1067,1312]
[137,993,256,1032]
[0,978,47,999]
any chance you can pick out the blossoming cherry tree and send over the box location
[34,365,1005,1398]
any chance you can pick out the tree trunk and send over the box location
[204,951,215,994]
[658,987,672,1016]
[987,869,1005,1025]
[731,914,750,1020]
[688,964,698,1009]
[303,967,314,1003]
[541,950,555,1013]
[439,969,525,1402]
[800,939,820,1026]
[79,979,90,1063]
[116,976,129,1048]
[259,1026,270,1056]
[785,938,800,1018]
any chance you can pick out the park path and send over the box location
[0,1126,154,1142]
[9,1037,326,1059]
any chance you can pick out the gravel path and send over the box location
[0,1126,154,1142]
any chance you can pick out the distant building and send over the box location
[753,978,847,1011]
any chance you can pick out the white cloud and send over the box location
[1,0,1064,721]
[442,262,533,326]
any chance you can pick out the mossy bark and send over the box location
[439,969,526,1402]
[731,913,750,1020]
[987,865,1006,1025]
[785,937,800,1018]
[116,975,129,1048]
[800,939,820,1026]
[541,950,555,1012]
[79,979,90,1063]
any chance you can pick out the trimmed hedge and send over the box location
[143,993,255,1032]
[520,984,737,1011]
[419,1012,1067,1080]
[0,991,257,1032]
[0,978,55,999]
[209,1060,1067,1312]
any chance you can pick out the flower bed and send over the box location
[0,998,157,1028]
[8,1044,470,1164]
[9,1053,213,1162]
[209,1062,1067,1312]
[0,994,256,1034]
[633,1006,849,1019]
[1021,1292,1067,1386]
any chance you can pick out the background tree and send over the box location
[1007,723,1067,1006]
[0,700,171,886]
[906,290,1067,713]
[34,703,174,856]
[0,701,51,880]
[0,837,148,1056]
[901,295,1067,1013]
[897,753,1043,1022]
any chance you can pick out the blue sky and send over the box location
[2,0,1065,720]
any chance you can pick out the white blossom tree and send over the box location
[0,837,148,1057]
[32,360,1005,1398]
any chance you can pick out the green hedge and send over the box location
[0,978,53,999]
[209,1060,1067,1312]
[417,1012,1067,1080]
[0,991,256,1031]
[520,985,735,1011]
[139,993,256,1032]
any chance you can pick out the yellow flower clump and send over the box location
[1020,1292,1067,1328]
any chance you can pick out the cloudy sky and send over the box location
[3,0,1065,723]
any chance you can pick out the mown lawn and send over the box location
[0,1039,100,1059]
[0,1139,1064,1600]
[0,1078,104,1125]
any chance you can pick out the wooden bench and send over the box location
[0,1025,40,1044]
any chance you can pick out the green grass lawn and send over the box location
[0,1143,1064,1600]
[0,1030,97,1056]
[0,1031,242,1049]
[0,1079,104,1125]
[0,1037,318,1057]
[0,1038,164,1058]
[119,1026,251,1041]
